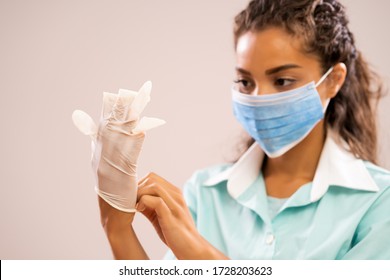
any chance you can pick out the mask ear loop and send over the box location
[315,67,334,87]
[315,67,334,113]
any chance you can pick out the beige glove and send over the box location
[72,81,165,212]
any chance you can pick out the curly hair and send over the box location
[233,0,384,163]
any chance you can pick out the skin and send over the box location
[235,28,346,198]
[98,174,227,260]
[99,26,347,259]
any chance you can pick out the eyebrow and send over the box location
[235,64,302,76]
[235,67,252,75]
[265,64,302,75]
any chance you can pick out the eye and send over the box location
[274,78,295,87]
[233,78,254,94]
[234,79,249,87]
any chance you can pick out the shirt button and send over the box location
[266,234,275,245]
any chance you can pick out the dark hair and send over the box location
[233,0,384,163]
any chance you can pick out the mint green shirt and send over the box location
[165,132,390,259]
[267,196,288,220]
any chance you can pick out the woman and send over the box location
[99,0,390,259]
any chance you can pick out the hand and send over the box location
[72,81,166,213]
[136,172,228,259]
[92,111,145,213]
[72,82,165,260]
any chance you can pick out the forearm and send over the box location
[98,196,148,259]
[197,237,230,260]
[166,228,229,260]
[105,224,149,260]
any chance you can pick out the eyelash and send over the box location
[233,78,296,88]
[274,78,296,87]
[233,79,250,87]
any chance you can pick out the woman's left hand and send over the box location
[136,172,228,260]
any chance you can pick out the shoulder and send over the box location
[182,163,232,200]
[363,161,390,191]
[181,163,233,216]
[183,163,233,189]
[355,161,390,227]
[343,162,390,259]
[357,161,390,211]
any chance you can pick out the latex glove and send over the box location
[72,81,165,212]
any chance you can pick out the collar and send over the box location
[203,130,379,202]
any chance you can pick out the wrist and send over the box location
[102,212,136,240]
[105,222,135,243]
[104,223,149,260]
[98,196,135,227]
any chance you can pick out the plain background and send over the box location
[0,0,389,259]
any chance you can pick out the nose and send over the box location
[252,85,274,96]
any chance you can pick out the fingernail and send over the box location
[136,202,145,212]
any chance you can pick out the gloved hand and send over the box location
[72,81,165,212]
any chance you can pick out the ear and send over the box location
[326,62,347,98]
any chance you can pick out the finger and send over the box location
[136,81,152,112]
[72,110,98,139]
[138,182,182,212]
[138,179,182,200]
[138,180,183,204]
[137,182,184,208]
[137,174,184,211]
[137,195,172,221]
[138,80,152,96]
[118,89,137,102]
[138,172,181,194]
[138,172,161,187]
[132,117,166,134]
[113,93,129,121]
[117,90,136,122]
[128,81,151,120]
[102,92,117,119]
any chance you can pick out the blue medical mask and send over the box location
[232,67,333,158]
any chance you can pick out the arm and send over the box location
[98,196,149,260]
[73,81,165,259]
[137,172,229,260]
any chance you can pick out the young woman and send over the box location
[98,0,390,259]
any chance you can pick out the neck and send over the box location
[263,122,326,197]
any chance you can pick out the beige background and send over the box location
[0,0,389,259]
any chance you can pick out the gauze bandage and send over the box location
[72,81,165,212]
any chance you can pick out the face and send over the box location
[234,27,342,105]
